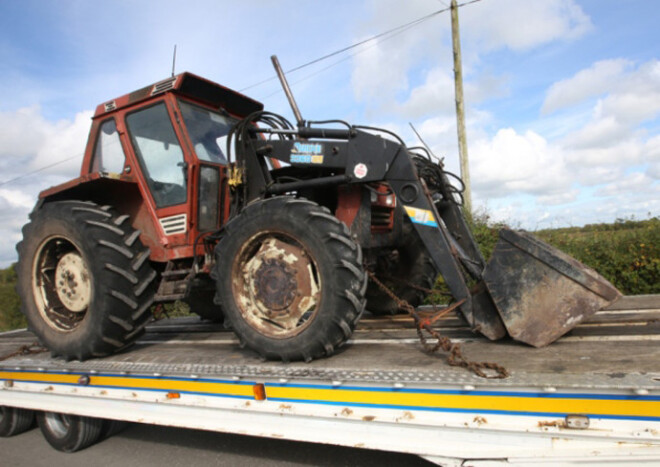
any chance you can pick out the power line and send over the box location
[1,0,483,188]
[257,15,424,101]
[241,1,484,93]
[249,0,482,100]
[0,154,81,188]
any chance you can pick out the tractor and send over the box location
[15,57,620,362]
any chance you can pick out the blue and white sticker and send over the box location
[290,142,324,164]
[404,206,438,227]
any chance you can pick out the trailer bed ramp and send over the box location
[1,296,659,465]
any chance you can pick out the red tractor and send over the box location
[16,58,619,362]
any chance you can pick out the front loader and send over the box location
[15,56,620,363]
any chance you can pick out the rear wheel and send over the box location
[37,411,103,452]
[213,197,367,362]
[366,221,438,315]
[0,406,35,437]
[16,201,157,360]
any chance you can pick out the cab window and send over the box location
[91,119,125,174]
[179,100,234,164]
[125,103,187,208]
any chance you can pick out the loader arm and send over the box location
[244,127,506,339]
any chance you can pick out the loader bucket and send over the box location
[482,228,621,347]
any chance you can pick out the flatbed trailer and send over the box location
[1,295,659,466]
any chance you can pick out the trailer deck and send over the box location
[2,296,659,465]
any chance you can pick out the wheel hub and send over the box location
[237,236,320,337]
[54,252,91,313]
[253,258,298,311]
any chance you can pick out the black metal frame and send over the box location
[234,124,505,340]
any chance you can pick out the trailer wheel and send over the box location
[99,419,129,440]
[16,201,157,361]
[213,197,367,362]
[366,221,438,315]
[37,411,103,452]
[0,406,35,437]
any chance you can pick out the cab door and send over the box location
[124,100,191,247]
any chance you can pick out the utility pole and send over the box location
[450,0,472,214]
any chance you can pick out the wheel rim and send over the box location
[32,236,91,332]
[232,232,321,338]
[43,412,72,438]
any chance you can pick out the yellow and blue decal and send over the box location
[404,206,438,228]
[1,369,659,421]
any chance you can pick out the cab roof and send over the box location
[93,72,264,119]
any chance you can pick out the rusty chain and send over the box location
[0,341,48,362]
[367,270,509,379]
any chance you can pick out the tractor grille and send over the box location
[151,77,177,95]
[159,214,187,235]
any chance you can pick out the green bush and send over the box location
[536,217,659,295]
[0,265,26,332]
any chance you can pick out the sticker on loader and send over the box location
[404,206,438,227]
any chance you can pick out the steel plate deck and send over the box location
[1,296,658,392]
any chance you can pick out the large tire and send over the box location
[37,411,103,452]
[99,419,129,440]
[366,220,438,315]
[213,197,367,362]
[0,406,35,437]
[16,201,157,361]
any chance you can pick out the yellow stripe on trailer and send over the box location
[265,385,660,419]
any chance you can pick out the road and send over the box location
[1,422,434,467]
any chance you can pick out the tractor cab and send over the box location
[41,73,263,265]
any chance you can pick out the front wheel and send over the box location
[213,197,367,362]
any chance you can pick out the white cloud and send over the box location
[462,0,592,53]
[542,59,632,114]
[470,128,569,198]
[0,188,34,210]
[351,0,590,119]
[0,107,91,179]
[648,162,660,180]
[30,110,92,176]
[0,107,91,266]
[595,172,655,197]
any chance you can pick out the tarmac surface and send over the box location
[0,421,434,467]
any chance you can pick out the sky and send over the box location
[0,0,659,266]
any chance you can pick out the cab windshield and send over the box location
[179,100,235,164]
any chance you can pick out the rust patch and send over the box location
[341,408,353,416]
[278,404,292,410]
[538,420,566,429]
[362,415,376,422]
[233,235,321,338]
[396,411,415,422]
[473,416,487,425]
